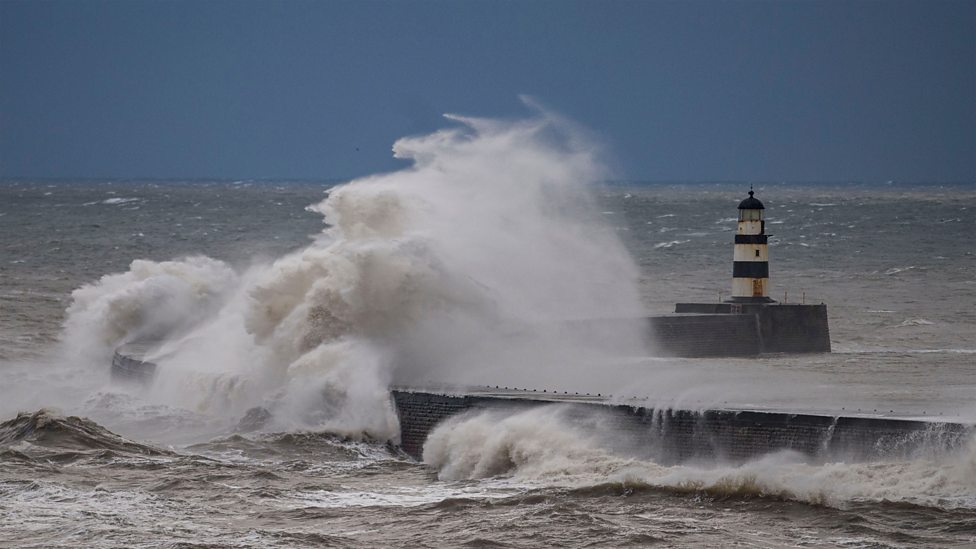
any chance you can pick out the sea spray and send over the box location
[51,105,650,439]
[62,256,238,365]
[423,406,623,481]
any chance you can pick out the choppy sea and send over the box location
[1,136,975,548]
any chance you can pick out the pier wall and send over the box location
[392,389,969,462]
[110,347,970,464]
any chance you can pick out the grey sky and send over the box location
[1,0,973,182]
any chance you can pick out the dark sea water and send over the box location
[1,178,975,548]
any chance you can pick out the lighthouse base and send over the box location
[658,302,831,356]
[725,296,776,304]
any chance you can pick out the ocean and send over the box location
[1,118,975,547]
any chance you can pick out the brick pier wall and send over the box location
[392,389,970,463]
[113,349,959,466]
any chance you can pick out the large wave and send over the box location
[49,104,649,441]
[0,409,170,459]
[423,406,976,511]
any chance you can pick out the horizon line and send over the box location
[1,177,974,186]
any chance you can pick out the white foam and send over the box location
[897,318,935,327]
[423,407,976,511]
[286,483,521,509]
[654,240,690,249]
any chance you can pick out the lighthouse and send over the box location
[729,189,775,303]
[671,189,829,354]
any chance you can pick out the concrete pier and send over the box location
[110,349,966,466]
[392,388,970,462]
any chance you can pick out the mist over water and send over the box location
[1,111,975,546]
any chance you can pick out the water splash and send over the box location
[423,407,976,510]
[48,105,648,441]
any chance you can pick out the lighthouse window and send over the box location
[755,249,761,257]
[739,209,763,221]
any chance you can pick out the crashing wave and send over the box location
[422,407,976,511]
[0,409,169,457]
[55,104,648,442]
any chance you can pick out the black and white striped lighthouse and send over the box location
[729,189,775,303]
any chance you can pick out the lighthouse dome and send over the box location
[738,190,765,210]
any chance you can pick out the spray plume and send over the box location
[53,103,650,439]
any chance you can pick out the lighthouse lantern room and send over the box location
[729,189,775,303]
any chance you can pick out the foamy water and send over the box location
[424,406,976,510]
[1,112,975,546]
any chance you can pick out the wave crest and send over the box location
[0,409,168,458]
[423,407,976,511]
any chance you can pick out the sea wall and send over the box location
[392,389,970,463]
[109,347,969,464]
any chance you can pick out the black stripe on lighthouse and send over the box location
[734,234,768,244]
[732,261,769,278]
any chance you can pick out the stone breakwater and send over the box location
[112,348,970,465]
[391,388,970,462]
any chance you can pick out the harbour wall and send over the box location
[392,389,970,463]
[109,350,970,465]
